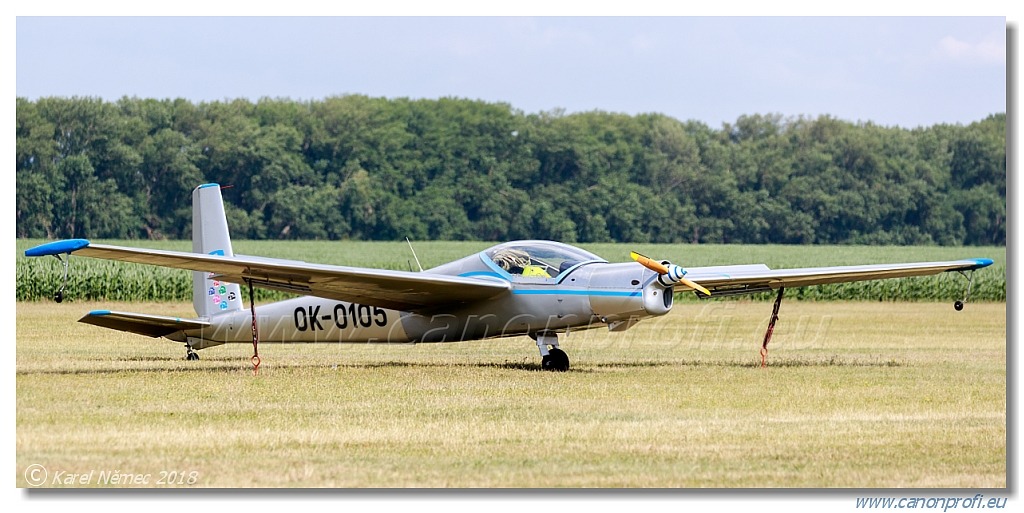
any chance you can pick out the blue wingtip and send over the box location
[24,239,91,257]
[88,310,111,316]
[197,183,220,189]
[972,258,994,269]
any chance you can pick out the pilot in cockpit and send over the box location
[492,248,551,278]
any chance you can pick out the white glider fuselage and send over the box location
[185,255,663,349]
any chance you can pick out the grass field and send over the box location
[15,300,1006,488]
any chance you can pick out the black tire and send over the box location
[954,300,964,311]
[542,348,570,372]
[186,351,200,361]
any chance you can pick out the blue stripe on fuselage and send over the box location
[459,271,510,281]
[513,289,640,297]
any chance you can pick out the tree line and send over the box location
[15,96,1006,245]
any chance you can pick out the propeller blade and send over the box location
[630,251,711,296]
[678,276,711,297]
[629,251,669,274]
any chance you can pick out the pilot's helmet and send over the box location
[492,248,531,271]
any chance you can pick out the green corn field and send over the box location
[14,240,1005,303]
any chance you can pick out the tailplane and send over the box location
[80,310,209,339]
[191,184,244,318]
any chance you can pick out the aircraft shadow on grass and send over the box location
[16,355,902,377]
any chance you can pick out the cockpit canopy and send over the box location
[483,241,605,279]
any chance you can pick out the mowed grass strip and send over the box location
[16,300,1005,488]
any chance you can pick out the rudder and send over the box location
[192,184,244,317]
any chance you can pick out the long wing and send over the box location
[685,259,994,297]
[26,240,510,311]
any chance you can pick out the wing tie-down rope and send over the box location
[760,287,785,368]
[246,277,260,375]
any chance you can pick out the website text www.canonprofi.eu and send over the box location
[856,495,1008,511]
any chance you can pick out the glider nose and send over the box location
[641,280,675,317]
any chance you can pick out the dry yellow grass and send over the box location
[16,300,1005,488]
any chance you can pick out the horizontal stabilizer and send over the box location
[80,310,209,338]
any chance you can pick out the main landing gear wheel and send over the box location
[954,300,964,311]
[533,332,570,372]
[542,348,570,372]
[185,347,200,361]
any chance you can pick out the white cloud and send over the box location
[629,34,656,53]
[499,17,597,50]
[936,33,1005,64]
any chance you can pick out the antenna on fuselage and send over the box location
[406,237,424,272]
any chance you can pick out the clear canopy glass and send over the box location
[483,241,605,279]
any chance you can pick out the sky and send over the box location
[14,15,1008,128]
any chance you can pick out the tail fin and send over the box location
[192,184,244,318]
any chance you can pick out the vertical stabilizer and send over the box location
[192,184,244,317]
